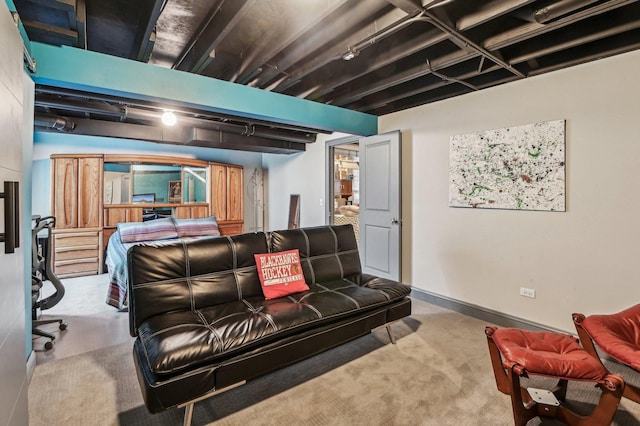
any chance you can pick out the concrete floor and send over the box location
[32,274,132,365]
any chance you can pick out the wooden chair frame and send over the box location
[485,326,624,426]
[573,313,640,404]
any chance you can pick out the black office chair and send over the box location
[32,215,67,350]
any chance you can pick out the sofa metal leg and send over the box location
[183,403,194,426]
[178,380,246,426]
[386,324,397,344]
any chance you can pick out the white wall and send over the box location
[263,133,346,231]
[0,2,29,424]
[380,49,640,332]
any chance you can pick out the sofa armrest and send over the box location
[352,273,411,301]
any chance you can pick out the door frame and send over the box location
[325,134,361,225]
[326,132,402,282]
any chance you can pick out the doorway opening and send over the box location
[326,136,360,243]
[327,131,402,281]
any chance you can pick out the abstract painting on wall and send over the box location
[449,120,565,211]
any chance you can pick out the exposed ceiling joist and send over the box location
[298,30,449,101]
[249,0,392,89]
[134,0,165,62]
[484,0,637,50]
[75,0,86,49]
[273,8,415,93]
[232,0,352,85]
[173,0,255,73]
[21,19,77,45]
[456,0,537,31]
[385,0,422,14]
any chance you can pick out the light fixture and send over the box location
[161,110,177,126]
[342,47,358,61]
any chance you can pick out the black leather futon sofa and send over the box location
[128,224,412,424]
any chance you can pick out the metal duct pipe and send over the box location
[35,97,316,143]
[34,113,75,131]
[534,0,600,24]
[35,98,125,117]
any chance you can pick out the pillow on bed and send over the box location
[254,249,309,300]
[118,217,178,243]
[173,216,221,238]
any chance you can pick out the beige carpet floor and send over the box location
[29,300,640,425]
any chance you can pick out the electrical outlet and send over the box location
[520,287,536,299]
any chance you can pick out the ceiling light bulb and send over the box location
[162,110,177,126]
[342,48,358,61]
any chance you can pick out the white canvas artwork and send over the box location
[449,120,565,211]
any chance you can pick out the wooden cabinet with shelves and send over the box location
[52,155,103,229]
[51,154,104,277]
[210,163,244,234]
[49,154,246,277]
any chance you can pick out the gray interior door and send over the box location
[359,131,401,281]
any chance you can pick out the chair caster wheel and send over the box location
[44,341,54,350]
[59,322,67,330]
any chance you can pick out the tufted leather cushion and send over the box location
[138,278,404,374]
[491,328,609,381]
[582,304,640,371]
[128,232,269,336]
[269,224,361,284]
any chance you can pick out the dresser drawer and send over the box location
[54,231,100,248]
[52,229,103,277]
[54,258,100,277]
[55,247,99,261]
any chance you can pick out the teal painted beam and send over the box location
[31,42,378,136]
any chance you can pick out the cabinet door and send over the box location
[210,164,228,221]
[191,205,210,218]
[227,166,244,221]
[104,207,128,227]
[78,157,103,227]
[175,205,210,219]
[52,158,78,229]
[174,206,191,219]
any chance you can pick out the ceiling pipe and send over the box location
[35,97,316,144]
[35,86,329,134]
[36,98,124,117]
[534,0,600,24]
[34,112,76,132]
[420,10,526,79]
[332,9,525,83]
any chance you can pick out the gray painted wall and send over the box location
[0,2,30,424]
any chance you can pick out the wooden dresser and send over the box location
[50,154,104,278]
[50,154,245,278]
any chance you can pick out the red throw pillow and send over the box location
[254,249,309,300]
